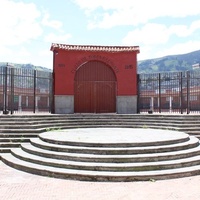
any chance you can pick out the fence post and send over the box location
[49,72,52,113]
[137,74,140,113]
[3,65,8,114]
[51,50,57,114]
[10,67,14,114]
[186,71,190,114]
[33,69,36,113]
[180,72,183,114]
[158,73,161,113]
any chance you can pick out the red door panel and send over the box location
[74,61,116,113]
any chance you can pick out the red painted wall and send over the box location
[53,50,138,96]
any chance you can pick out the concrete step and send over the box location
[0,148,11,153]
[11,148,200,172]
[0,133,38,138]
[2,153,200,181]
[0,137,30,142]
[2,118,200,126]
[1,114,200,122]
[1,127,200,181]
[30,137,199,155]
[0,142,21,148]
[0,129,44,134]
[20,143,200,163]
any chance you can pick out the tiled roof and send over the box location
[50,43,140,53]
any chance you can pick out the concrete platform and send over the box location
[1,127,200,181]
[40,128,189,147]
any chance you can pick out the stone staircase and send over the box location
[1,114,200,181]
[1,127,200,181]
[0,114,200,153]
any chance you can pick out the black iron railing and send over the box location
[0,64,53,114]
[2,63,200,115]
[138,70,200,114]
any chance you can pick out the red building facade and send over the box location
[50,44,140,114]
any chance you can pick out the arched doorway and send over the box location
[74,61,116,113]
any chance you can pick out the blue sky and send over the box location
[1,0,200,69]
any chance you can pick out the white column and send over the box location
[47,97,49,107]
[26,96,28,107]
[169,96,172,112]
[35,96,38,112]
[150,97,154,111]
[18,95,22,111]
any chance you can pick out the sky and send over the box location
[1,0,200,69]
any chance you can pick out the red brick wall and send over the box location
[53,50,138,96]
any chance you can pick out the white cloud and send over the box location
[37,49,53,68]
[0,0,72,68]
[42,13,63,29]
[123,23,169,45]
[0,46,32,64]
[74,0,200,29]
[0,0,43,46]
[17,47,31,57]
[44,33,72,43]
[0,0,68,47]
[123,19,200,47]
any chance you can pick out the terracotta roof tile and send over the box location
[50,43,140,53]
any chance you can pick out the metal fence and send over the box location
[138,70,200,114]
[2,63,200,115]
[0,64,53,114]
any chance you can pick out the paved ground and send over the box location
[0,161,200,200]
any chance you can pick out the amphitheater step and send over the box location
[0,133,38,138]
[0,137,30,143]
[1,127,200,181]
[0,142,22,148]
[0,148,12,153]
[0,133,38,153]
[10,147,200,172]
[2,153,200,181]
[20,143,200,163]
[29,136,199,155]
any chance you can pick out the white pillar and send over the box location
[35,96,39,112]
[47,97,49,107]
[150,97,154,111]
[169,96,172,112]
[26,96,28,107]
[18,95,22,111]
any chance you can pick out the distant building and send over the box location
[50,43,140,114]
[192,63,200,69]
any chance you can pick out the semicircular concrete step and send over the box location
[30,137,199,155]
[10,148,200,172]
[2,153,200,181]
[1,128,200,181]
[20,142,200,163]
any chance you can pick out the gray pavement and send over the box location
[0,161,200,200]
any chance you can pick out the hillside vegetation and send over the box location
[138,49,200,73]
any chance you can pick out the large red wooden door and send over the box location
[74,61,116,113]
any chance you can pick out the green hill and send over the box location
[138,50,200,73]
